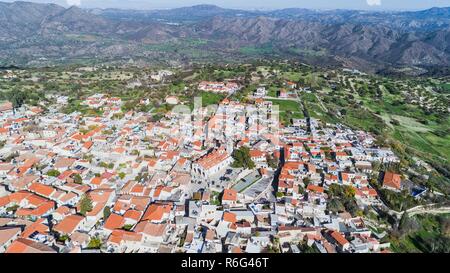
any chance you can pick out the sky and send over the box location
[4,0,450,10]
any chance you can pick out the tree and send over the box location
[122,224,134,231]
[47,169,61,177]
[57,234,70,243]
[327,198,345,213]
[266,154,278,169]
[276,192,285,198]
[303,177,311,186]
[80,194,93,216]
[231,147,255,169]
[72,173,82,184]
[87,237,102,249]
[118,172,126,179]
[10,90,26,109]
[328,184,359,216]
[103,206,111,220]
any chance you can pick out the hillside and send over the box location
[0,1,449,74]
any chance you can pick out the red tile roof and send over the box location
[222,189,237,201]
[54,214,84,234]
[383,172,401,190]
[104,213,126,230]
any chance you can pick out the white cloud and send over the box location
[66,0,81,6]
[366,0,382,6]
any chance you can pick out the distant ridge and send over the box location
[0,1,449,73]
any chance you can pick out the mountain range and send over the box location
[0,1,449,74]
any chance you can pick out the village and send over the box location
[0,71,413,254]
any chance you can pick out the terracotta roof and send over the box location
[0,196,10,207]
[54,157,76,169]
[104,213,126,230]
[222,189,237,201]
[306,184,324,193]
[21,218,48,238]
[0,227,21,246]
[108,230,142,245]
[6,238,56,253]
[249,150,265,158]
[383,172,401,190]
[28,183,55,198]
[54,214,84,234]
[231,246,243,253]
[124,210,142,221]
[134,222,167,237]
[30,201,55,217]
[330,230,349,247]
[223,212,237,223]
[196,148,230,171]
[141,203,172,222]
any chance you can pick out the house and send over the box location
[306,184,324,194]
[80,188,116,224]
[0,227,21,253]
[334,151,349,161]
[53,157,76,172]
[141,203,172,223]
[107,229,143,253]
[0,102,13,118]
[198,81,240,94]
[5,238,56,253]
[53,214,86,235]
[165,96,179,105]
[382,172,402,191]
[222,189,238,207]
[133,222,167,245]
[104,213,126,233]
[192,147,233,179]
[329,230,350,252]
[355,161,373,174]
[249,150,266,163]
[286,81,297,89]
[254,87,267,98]
[279,89,288,98]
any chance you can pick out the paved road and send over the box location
[385,203,450,219]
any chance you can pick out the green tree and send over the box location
[10,90,26,109]
[276,192,285,198]
[266,154,278,169]
[118,172,126,179]
[72,173,82,184]
[122,224,134,231]
[47,169,61,177]
[79,194,93,216]
[103,206,111,220]
[328,184,359,216]
[87,237,102,249]
[57,234,70,243]
[327,198,345,213]
[231,147,256,169]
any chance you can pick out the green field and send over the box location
[268,99,304,124]
[200,92,226,106]
[266,86,278,97]
[281,72,302,82]
[240,44,275,55]
[439,83,450,92]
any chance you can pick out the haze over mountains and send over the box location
[0,1,449,73]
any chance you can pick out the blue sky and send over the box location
[4,0,450,10]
